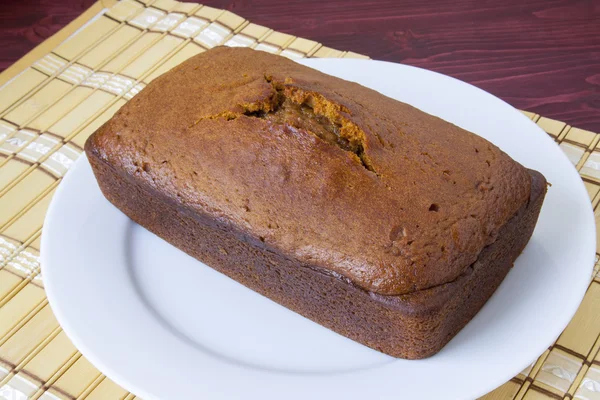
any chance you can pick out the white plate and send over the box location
[42,59,595,400]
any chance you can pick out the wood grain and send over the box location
[0,0,599,132]
[0,0,96,69]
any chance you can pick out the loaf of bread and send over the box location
[85,47,546,359]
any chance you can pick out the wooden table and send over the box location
[1,0,599,132]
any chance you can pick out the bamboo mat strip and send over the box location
[0,1,597,399]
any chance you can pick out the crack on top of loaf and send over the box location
[188,75,379,175]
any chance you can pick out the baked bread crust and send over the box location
[86,47,546,358]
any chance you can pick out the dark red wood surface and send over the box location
[1,0,599,132]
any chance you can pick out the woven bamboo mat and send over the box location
[0,1,598,399]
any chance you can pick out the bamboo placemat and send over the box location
[0,1,598,399]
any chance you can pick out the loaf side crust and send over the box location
[87,146,546,359]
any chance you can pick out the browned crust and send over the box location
[87,147,546,359]
[85,47,533,296]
